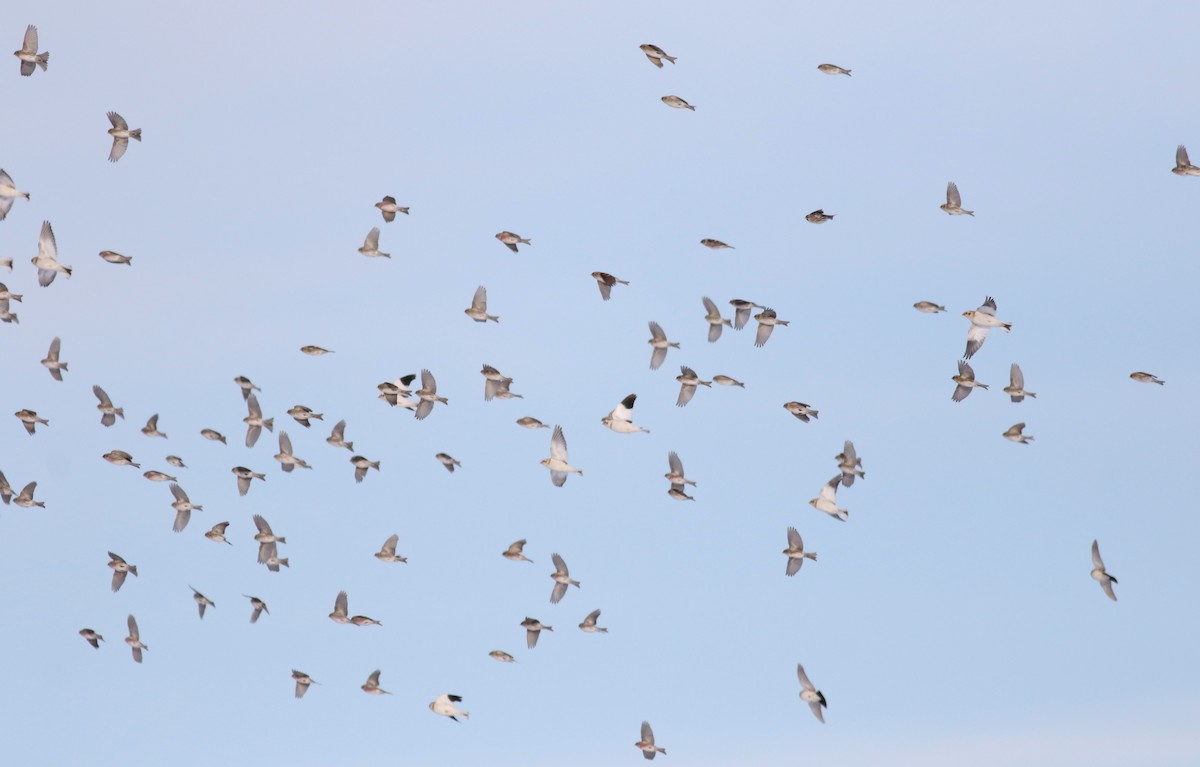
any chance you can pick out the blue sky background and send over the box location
[0,2,1197,765]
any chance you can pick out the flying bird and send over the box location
[375,195,409,221]
[549,553,581,604]
[232,466,266,496]
[502,539,533,563]
[661,95,695,110]
[0,170,31,220]
[429,694,470,721]
[300,345,333,355]
[635,721,666,760]
[139,414,167,439]
[0,470,12,505]
[200,428,227,444]
[728,299,761,330]
[495,231,531,252]
[243,393,274,447]
[489,650,516,663]
[107,551,138,592]
[357,226,389,258]
[640,44,676,67]
[189,586,215,619]
[913,301,947,313]
[464,285,499,322]
[665,452,697,501]
[675,366,711,407]
[374,534,408,563]
[940,181,974,215]
[234,376,261,400]
[541,425,582,487]
[326,419,354,451]
[275,431,312,472]
[165,455,186,468]
[106,112,142,163]
[783,527,817,576]
[361,670,391,695]
[647,321,680,370]
[329,590,351,623]
[92,386,124,426]
[700,239,734,250]
[796,664,827,722]
[817,63,851,76]
[808,476,847,521]
[753,307,789,347]
[14,409,48,435]
[951,360,988,402]
[701,296,733,342]
[414,369,448,420]
[962,296,1011,359]
[579,609,608,633]
[98,250,132,265]
[602,393,650,434]
[205,521,232,545]
[1130,372,1165,385]
[1090,540,1118,602]
[292,670,318,698]
[125,615,147,663]
[805,209,835,223]
[713,375,744,387]
[13,481,44,508]
[1003,422,1034,444]
[14,25,48,76]
[350,455,380,482]
[1172,145,1200,176]
[143,471,176,483]
[521,617,553,649]
[1004,363,1037,402]
[32,220,71,287]
[834,441,865,486]
[516,417,550,430]
[169,483,202,532]
[102,450,139,468]
[591,271,629,301]
[79,629,104,649]
[253,515,285,566]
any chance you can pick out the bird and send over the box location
[808,476,847,521]
[98,250,132,265]
[14,409,48,435]
[414,369,448,420]
[374,534,408,563]
[232,466,267,496]
[700,239,734,249]
[635,721,666,760]
[233,376,260,400]
[647,321,680,370]
[146,468,176,480]
[300,345,333,355]
[602,393,650,434]
[1003,423,1034,444]
[435,453,461,473]
[252,514,285,562]
[579,609,608,633]
[14,25,48,76]
[106,112,142,163]
[1090,540,1118,602]
[136,414,166,439]
[165,455,186,468]
[783,528,817,576]
[377,375,418,406]
[675,366,711,407]
[107,551,138,592]
[796,664,827,722]
[495,231,531,252]
[1004,363,1037,402]
[329,591,351,623]
[287,405,322,427]
[729,299,761,330]
[375,195,409,221]
[350,455,381,483]
[205,521,232,545]
[0,282,20,303]
[32,220,71,287]
[521,617,553,649]
[358,226,390,258]
[962,296,1011,359]
[0,170,31,220]
[591,271,630,301]
[835,441,865,487]
[713,375,744,388]
[913,301,947,313]
[292,670,318,698]
[541,425,582,487]
[92,385,124,426]
[951,360,988,402]
[805,209,835,223]
[940,181,974,215]
[0,470,12,505]
[429,694,470,721]
[242,393,274,448]
[661,95,695,110]
[753,307,789,347]
[817,63,851,76]
[169,483,202,532]
[640,43,676,67]
[503,539,534,563]
[189,586,215,619]
[489,650,516,662]
[200,428,227,444]
[361,670,391,695]
[665,451,698,488]
[79,629,104,649]
[464,285,499,322]
[516,417,550,430]
[702,297,733,342]
[350,614,381,627]
[274,432,311,472]
[480,364,514,401]
[245,595,269,623]
[1130,372,1165,385]
[1172,145,1200,176]
[0,298,17,324]
[326,419,354,451]
[102,450,139,468]
[125,615,147,664]
[13,481,44,508]
[549,553,581,604]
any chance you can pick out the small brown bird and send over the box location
[41,337,67,381]
[1004,363,1037,402]
[661,95,695,110]
[503,539,534,563]
[805,209,835,224]
[375,195,409,221]
[107,551,138,592]
[549,553,581,604]
[245,595,269,623]
[1003,423,1034,444]
[913,301,947,314]
[753,307,789,347]
[287,405,322,428]
[14,409,48,435]
[951,360,988,402]
[106,112,142,163]
[640,44,676,68]
[200,428,227,444]
[141,414,167,439]
[435,453,461,473]
[102,450,139,468]
[98,250,132,265]
[1172,145,1200,176]
[521,617,553,649]
[189,586,215,619]
[1090,539,1119,602]
[14,25,48,77]
[292,669,318,698]
[205,521,232,545]
[783,527,817,576]
[361,669,391,695]
[635,721,667,760]
[374,534,407,563]
[350,455,380,482]
[232,466,267,496]
[1130,372,1165,385]
[591,271,629,301]
[700,239,734,250]
[79,628,104,649]
[495,231,531,253]
[300,345,333,355]
[817,63,851,76]
[124,615,147,664]
[93,385,124,427]
[940,181,974,216]
[464,285,499,322]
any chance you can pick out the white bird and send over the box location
[32,220,71,287]
[602,393,650,434]
[962,296,1011,359]
[429,694,469,721]
[540,425,582,487]
[808,476,847,521]
[1091,540,1118,602]
[796,663,827,722]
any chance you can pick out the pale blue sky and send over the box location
[0,2,1197,765]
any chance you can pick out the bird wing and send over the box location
[1178,144,1190,166]
[648,320,665,341]
[808,700,826,723]
[668,451,684,476]
[421,368,436,393]
[676,382,697,407]
[786,557,803,577]
[526,628,540,648]
[363,227,380,249]
[597,280,612,301]
[367,670,381,686]
[145,413,159,431]
[245,424,262,449]
[821,476,841,501]
[957,360,975,379]
[787,526,803,548]
[641,721,654,744]
[551,552,569,575]
[613,394,636,422]
[842,440,857,466]
[1100,578,1117,602]
[335,590,349,615]
[382,534,399,554]
[583,609,600,626]
[951,383,971,402]
[978,297,997,316]
[947,182,961,206]
[796,663,814,691]
[550,582,567,604]
[108,137,129,163]
[237,474,251,495]
[550,425,568,461]
[22,25,38,54]
[649,346,667,371]
[1010,363,1024,390]
[0,196,13,220]
[702,296,721,316]
[247,392,263,419]
[646,53,664,68]
[551,470,567,487]
[127,614,139,640]
[963,324,988,359]
[1091,539,1104,570]
[169,483,187,502]
[732,304,751,330]
[173,508,190,533]
[754,321,774,348]
[472,285,487,311]
[107,111,128,130]
[253,514,271,534]
[279,431,293,456]
[330,419,346,440]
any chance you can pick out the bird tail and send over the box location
[489,314,499,322]
[279,558,290,568]
[371,461,381,470]
[664,55,677,64]
[1002,323,1012,332]
[1026,392,1037,398]
[836,510,848,521]
[21,192,30,200]
[668,342,680,348]
[9,294,21,302]
[132,462,141,468]
[520,238,532,245]
[114,406,123,418]
[38,53,48,70]
[63,266,73,277]
[978,383,990,390]
[571,579,581,588]
[618,279,630,285]
[131,129,142,141]
[129,565,139,576]
[777,320,790,326]
[685,105,696,111]
[806,553,818,561]
[346,441,355,450]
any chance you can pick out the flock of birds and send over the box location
[0,24,1182,758]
